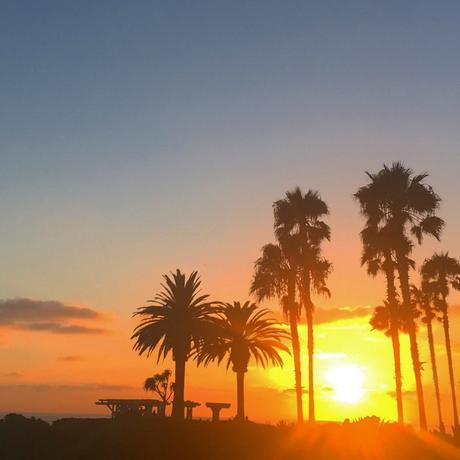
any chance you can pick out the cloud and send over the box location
[315,352,347,361]
[0,298,107,335]
[282,387,309,395]
[1,372,22,378]
[314,306,372,325]
[0,383,134,392]
[387,389,417,400]
[57,355,84,362]
[26,323,105,334]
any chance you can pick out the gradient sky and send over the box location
[1,1,460,426]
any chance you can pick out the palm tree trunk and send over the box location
[442,307,459,429]
[383,254,404,424]
[426,316,445,432]
[407,324,427,430]
[397,258,427,430]
[288,274,303,423]
[305,302,315,423]
[236,371,245,420]
[172,358,185,419]
[289,311,303,423]
[390,324,404,424]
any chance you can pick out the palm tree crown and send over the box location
[421,252,460,307]
[198,301,290,372]
[251,241,297,317]
[132,270,215,362]
[354,162,443,244]
[273,187,330,245]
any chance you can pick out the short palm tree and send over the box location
[251,237,304,422]
[355,162,444,430]
[273,188,331,423]
[421,252,460,429]
[132,270,215,419]
[411,283,445,433]
[144,369,175,416]
[197,301,289,420]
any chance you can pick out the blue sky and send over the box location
[1,1,460,311]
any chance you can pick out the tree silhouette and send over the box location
[251,237,304,422]
[132,270,215,419]
[411,283,445,433]
[144,369,175,416]
[273,188,331,423]
[421,252,460,430]
[355,162,444,430]
[197,301,289,420]
[359,223,405,424]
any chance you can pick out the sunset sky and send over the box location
[1,2,460,427]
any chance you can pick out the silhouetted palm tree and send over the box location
[251,237,304,422]
[197,301,289,420]
[355,162,444,430]
[421,252,460,430]
[411,283,445,433]
[360,224,404,424]
[144,369,175,416]
[273,188,331,423]
[132,270,215,419]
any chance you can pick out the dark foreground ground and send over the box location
[1,413,460,460]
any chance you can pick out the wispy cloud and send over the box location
[315,306,372,325]
[0,383,133,392]
[0,298,107,334]
[1,372,22,378]
[387,389,417,400]
[57,355,84,362]
[315,352,347,361]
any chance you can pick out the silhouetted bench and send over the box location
[184,400,201,420]
[205,402,231,422]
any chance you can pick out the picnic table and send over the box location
[205,402,231,422]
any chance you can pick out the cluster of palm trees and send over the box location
[356,163,460,432]
[250,188,332,423]
[131,162,459,430]
[132,270,289,420]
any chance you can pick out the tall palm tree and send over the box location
[421,252,460,429]
[273,188,331,423]
[411,284,445,433]
[144,369,175,416]
[251,237,304,422]
[355,162,444,430]
[132,270,215,419]
[361,224,404,424]
[197,301,289,420]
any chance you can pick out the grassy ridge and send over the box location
[1,413,459,460]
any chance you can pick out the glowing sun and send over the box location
[326,364,365,404]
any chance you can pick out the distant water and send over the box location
[0,412,108,423]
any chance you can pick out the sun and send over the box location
[325,364,365,404]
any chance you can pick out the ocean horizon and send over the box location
[0,412,108,423]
